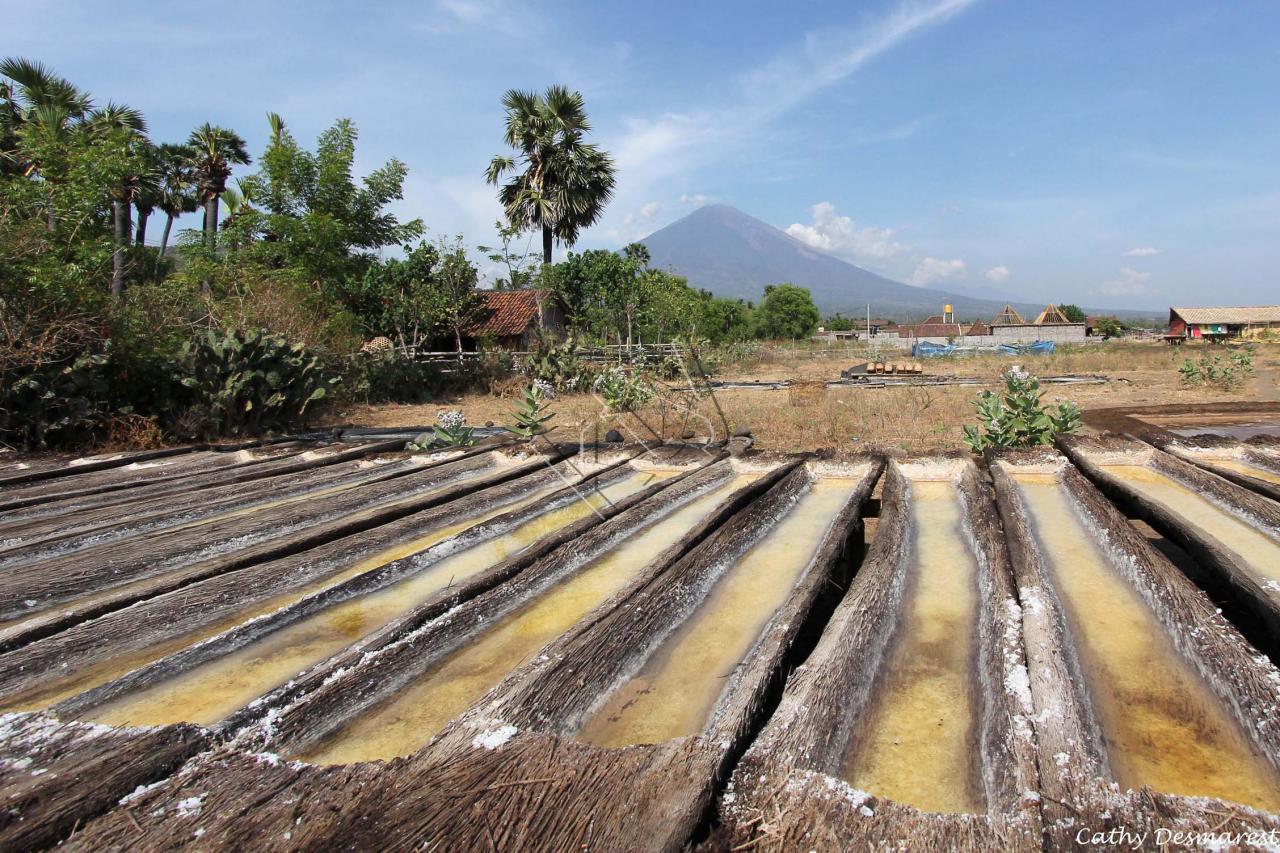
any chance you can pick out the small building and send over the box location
[464,289,565,350]
[1168,306,1280,340]
[899,315,964,339]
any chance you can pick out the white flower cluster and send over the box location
[532,379,557,399]
[436,409,467,430]
[1005,364,1030,382]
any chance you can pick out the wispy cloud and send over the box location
[910,257,967,286]
[604,0,978,212]
[1099,266,1152,296]
[1123,246,1160,257]
[785,202,907,263]
[985,265,1011,283]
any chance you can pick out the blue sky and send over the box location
[7,0,1280,309]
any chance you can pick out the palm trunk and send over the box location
[111,199,129,298]
[155,213,174,277]
[135,209,149,246]
[202,195,219,295]
[542,225,553,265]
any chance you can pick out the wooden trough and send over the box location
[1141,433,1280,504]
[719,455,1040,851]
[0,446,676,714]
[989,449,1280,847]
[1058,434,1280,657]
[0,446,548,650]
[58,454,880,851]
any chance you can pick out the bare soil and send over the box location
[330,341,1280,453]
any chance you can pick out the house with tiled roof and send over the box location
[1168,306,1280,340]
[465,289,565,350]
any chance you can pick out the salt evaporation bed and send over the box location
[82,471,664,728]
[296,475,753,764]
[1097,464,1280,585]
[1204,457,1280,486]
[1014,473,1280,811]
[1,476,577,711]
[576,476,859,747]
[839,478,982,814]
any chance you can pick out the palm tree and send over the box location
[485,85,616,264]
[90,103,148,298]
[1,57,92,180]
[152,142,198,274]
[187,123,250,250]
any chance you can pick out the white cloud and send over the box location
[600,0,978,225]
[622,201,661,227]
[1123,246,1161,257]
[1100,267,1152,296]
[678,193,714,206]
[910,257,967,286]
[985,265,1011,283]
[785,202,906,262]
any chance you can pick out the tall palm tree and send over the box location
[1,57,92,180]
[187,123,250,250]
[152,142,198,276]
[90,103,148,298]
[485,85,616,264]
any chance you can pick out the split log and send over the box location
[1136,431,1280,503]
[0,712,207,851]
[0,450,667,710]
[1058,433,1280,656]
[988,448,1280,848]
[48,450,648,730]
[0,448,563,651]
[719,455,1040,851]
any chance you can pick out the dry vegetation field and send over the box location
[332,340,1280,453]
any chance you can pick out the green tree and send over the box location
[238,114,423,301]
[427,236,482,352]
[485,85,616,264]
[1094,316,1124,338]
[754,284,820,340]
[151,142,198,274]
[478,219,537,290]
[187,123,250,257]
[1058,303,1086,323]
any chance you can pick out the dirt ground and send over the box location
[329,341,1280,454]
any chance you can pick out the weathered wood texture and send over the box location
[63,455,880,852]
[0,437,410,519]
[1141,432,1280,503]
[46,451,643,729]
[0,713,207,851]
[0,451,648,709]
[719,456,1041,852]
[242,454,738,755]
[1059,433,1280,655]
[989,449,1280,849]
[0,448,558,651]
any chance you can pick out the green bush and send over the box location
[1179,347,1253,391]
[0,351,113,449]
[963,367,1081,452]
[520,336,594,391]
[347,350,439,404]
[507,383,555,440]
[593,365,655,413]
[169,328,338,439]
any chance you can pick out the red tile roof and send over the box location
[466,289,551,338]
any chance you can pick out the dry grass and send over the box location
[330,341,1280,453]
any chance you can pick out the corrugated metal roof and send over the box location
[466,289,552,338]
[1170,306,1280,324]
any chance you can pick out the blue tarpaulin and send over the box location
[998,340,1055,356]
[913,341,957,357]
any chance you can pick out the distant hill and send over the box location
[638,204,1153,321]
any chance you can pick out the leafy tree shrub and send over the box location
[1058,304,1086,323]
[1178,347,1253,391]
[754,284,820,340]
[508,383,555,440]
[0,351,112,449]
[593,366,655,413]
[962,367,1082,452]
[520,336,593,391]
[428,409,476,448]
[169,328,338,439]
[346,350,439,404]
